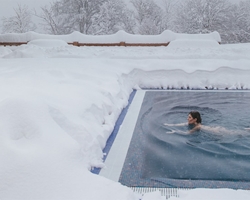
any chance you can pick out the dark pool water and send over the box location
[119,91,250,188]
[140,91,250,181]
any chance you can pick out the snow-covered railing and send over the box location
[0,30,221,46]
[0,41,170,47]
[0,42,27,46]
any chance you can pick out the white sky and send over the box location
[0,0,242,33]
[0,0,55,32]
[1,0,52,17]
[0,0,240,18]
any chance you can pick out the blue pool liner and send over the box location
[91,89,136,174]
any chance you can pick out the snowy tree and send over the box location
[160,0,179,32]
[206,0,250,43]
[1,4,36,33]
[91,0,135,35]
[36,0,105,34]
[230,0,250,43]
[65,0,106,34]
[131,0,164,35]
[120,9,137,34]
[35,3,73,35]
[174,0,231,34]
[219,3,246,43]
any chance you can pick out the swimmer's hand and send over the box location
[166,130,176,134]
[164,123,174,126]
[164,123,186,127]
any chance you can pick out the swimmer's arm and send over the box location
[244,128,250,131]
[166,130,188,134]
[164,123,187,127]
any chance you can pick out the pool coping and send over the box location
[97,89,144,181]
[93,89,250,189]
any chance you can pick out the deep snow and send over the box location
[0,31,250,200]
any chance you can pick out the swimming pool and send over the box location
[119,90,250,189]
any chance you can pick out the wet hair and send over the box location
[189,111,202,123]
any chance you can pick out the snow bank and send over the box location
[27,39,68,47]
[167,31,221,48]
[0,46,12,57]
[0,30,173,43]
[3,42,250,60]
[0,31,60,43]
[3,45,47,58]
[167,39,220,49]
[68,30,175,43]
[0,30,220,44]
[0,59,137,199]
[174,31,221,42]
[0,35,250,200]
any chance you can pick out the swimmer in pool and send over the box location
[165,111,249,134]
[187,111,202,133]
[164,111,202,134]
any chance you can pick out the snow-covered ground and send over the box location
[0,32,250,200]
